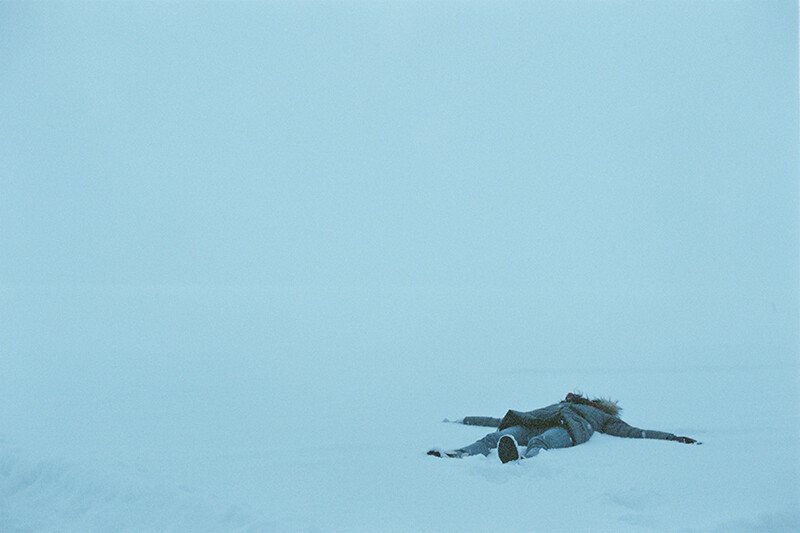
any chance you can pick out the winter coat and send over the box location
[462,402,675,446]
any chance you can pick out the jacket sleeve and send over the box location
[601,416,676,440]
[461,416,502,427]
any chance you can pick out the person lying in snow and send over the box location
[428,392,700,463]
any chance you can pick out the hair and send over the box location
[564,391,622,417]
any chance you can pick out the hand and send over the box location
[670,435,700,444]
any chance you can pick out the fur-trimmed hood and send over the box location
[592,398,621,417]
[562,392,622,417]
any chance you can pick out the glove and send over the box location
[669,435,700,444]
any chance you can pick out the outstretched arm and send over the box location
[446,416,501,428]
[602,417,701,444]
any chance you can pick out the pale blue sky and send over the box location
[1,2,797,376]
[2,1,797,292]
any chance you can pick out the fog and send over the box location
[1,1,797,531]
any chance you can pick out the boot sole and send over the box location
[498,435,519,463]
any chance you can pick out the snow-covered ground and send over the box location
[1,1,798,531]
[1,287,798,532]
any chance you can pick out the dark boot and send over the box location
[497,435,520,463]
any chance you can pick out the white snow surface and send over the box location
[1,287,799,533]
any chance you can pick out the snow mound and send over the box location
[0,441,279,532]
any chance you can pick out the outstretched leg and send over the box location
[523,426,573,458]
[449,425,534,457]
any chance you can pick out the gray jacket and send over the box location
[462,402,675,446]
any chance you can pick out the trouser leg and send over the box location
[459,425,535,457]
[523,426,573,458]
